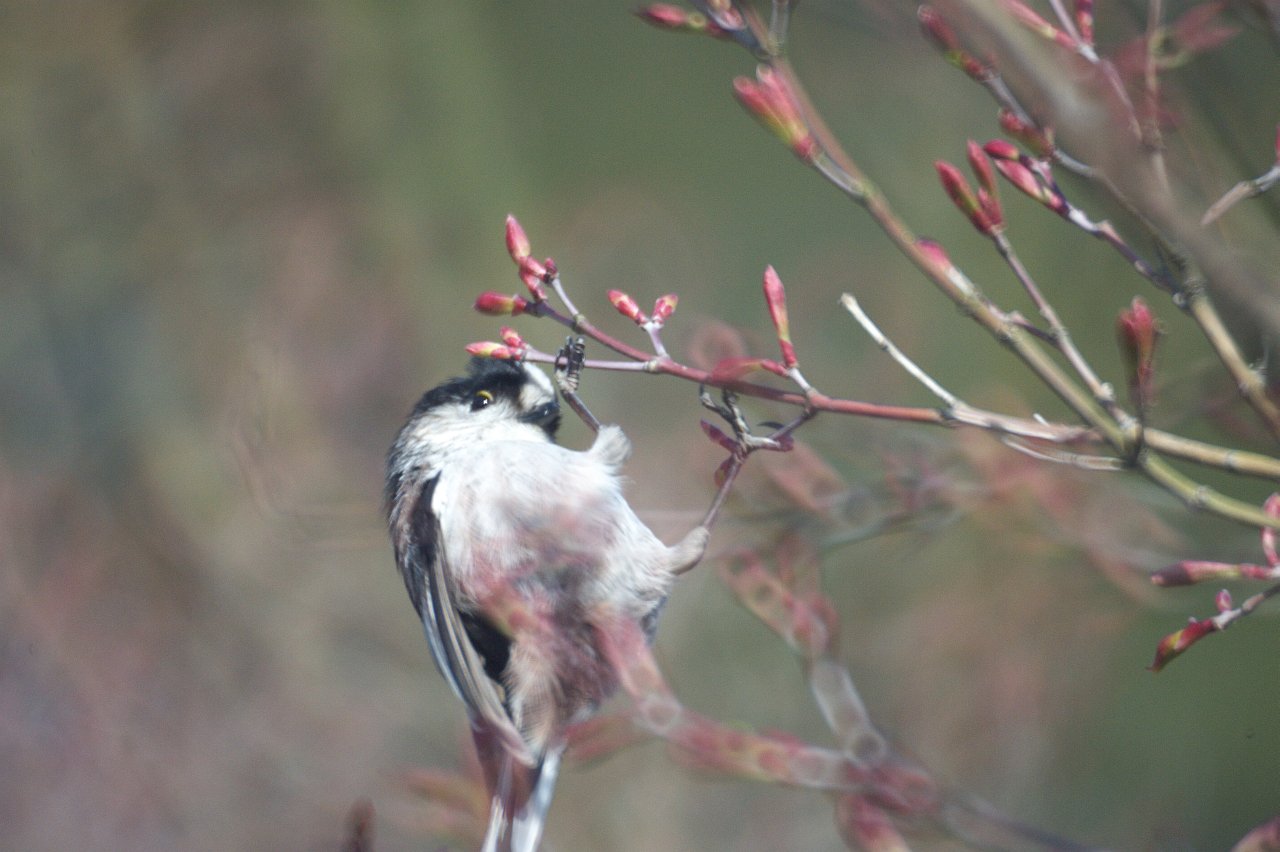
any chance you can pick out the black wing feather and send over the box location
[410,476,534,766]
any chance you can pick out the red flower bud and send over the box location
[967,140,997,199]
[1074,0,1095,45]
[636,3,690,29]
[607,289,647,324]
[918,6,990,80]
[505,214,531,262]
[733,67,818,163]
[1004,0,1077,50]
[520,267,548,301]
[474,291,531,316]
[982,139,1020,161]
[998,110,1056,158]
[518,254,547,282]
[1214,588,1234,613]
[635,4,731,38]
[1151,560,1240,587]
[917,6,959,52]
[992,158,1067,215]
[1149,617,1218,672]
[465,341,522,360]
[762,266,797,368]
[936,159,999,235]
[1263,493,1280,566]
[1117,296,1159,410]
[651,294,678,324]
[967,140,1003,231]
[915,238,954,274]
[499,326,525,348]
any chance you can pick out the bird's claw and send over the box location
[554,336,587,394]
[554,337,602,435]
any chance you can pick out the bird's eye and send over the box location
[471,389,494,411]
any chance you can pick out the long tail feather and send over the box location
[478,744,563,852]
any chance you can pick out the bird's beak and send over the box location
[519,399,561,436]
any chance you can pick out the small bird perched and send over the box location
[386,357,710,851]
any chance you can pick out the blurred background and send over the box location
[2,1,1278,849]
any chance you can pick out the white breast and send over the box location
[432,439,673,619]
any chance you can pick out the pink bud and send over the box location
[1116,296,1159,410]
[1149,617,1218,672]
[935,159,974,207]
[1214,588,1233,613]
[1004,0,1077,49]
[967,140,1003,231]
[635,3,690,29]
[762,266,797,369]
[982,139,1021,161]
[651,294,678,324]
[499,326,525,348]
[733,67,818,164]
[607,289,647,324]
[1150,560,1239,586]
[998,110,1056,158]
[915,238,954,274]
[991,157,1039,196]
[917,6,959,52]
[520,267,548,301]
[1074,0,1095,45]
[1118,295,1159,349]
[992,158,1066,215]
[917,6,989,80]
[505,214,531,261]
[465,341,522,360]
[967,140,997,200]
[936,159,998,235]
[635,4,730,37]
[1262,493,1280,567]
[474,291,531,316]
[518,254,547,282]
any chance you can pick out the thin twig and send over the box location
[992,233,1117,412]
[1142,0,1171,194]
[1202,164,1280,225]
[1002,437,1126,471]
[840,293,959,406]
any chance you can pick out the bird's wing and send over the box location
[412,479,534,767]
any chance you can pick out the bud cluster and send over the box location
[1149,494,1280,670]
[505,215,553,302]
[934,142,1004,236]
[635,3,732,39]
[733,66,818,163]
[917,6,991,82]
[982,140,1069,216]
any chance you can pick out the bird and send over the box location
[386,357,709,851]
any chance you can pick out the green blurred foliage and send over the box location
[1,1,1278,849]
